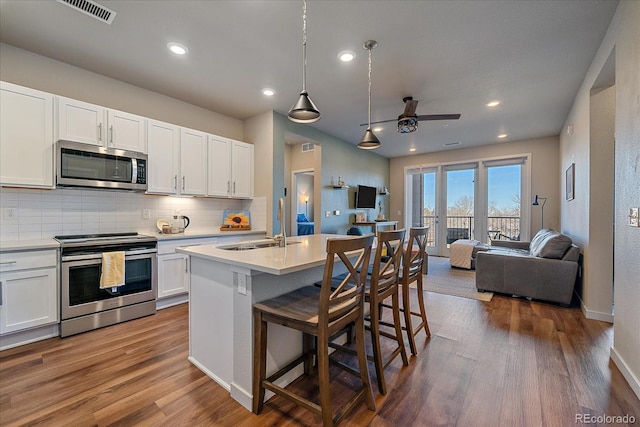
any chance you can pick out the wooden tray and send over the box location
[220,225,252,231]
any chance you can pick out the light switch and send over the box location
[142,209,150,219]
[629,208,639,227]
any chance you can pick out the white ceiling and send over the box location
[0,0,618,158]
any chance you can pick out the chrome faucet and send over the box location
[272,197,287,247]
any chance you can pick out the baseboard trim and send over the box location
[580,301,614,323]
[610,346,640,400]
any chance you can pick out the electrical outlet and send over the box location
[629,208,639,227]
[142,209,150,219]
[237,274,247,295]
[325,211,331,217]
[2,208,18,220]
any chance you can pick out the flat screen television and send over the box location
[355,185,377,209]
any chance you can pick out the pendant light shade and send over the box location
[288,0,320,123]
[358,128,381,149]
[289,90,320,123]
[358,40,380,150]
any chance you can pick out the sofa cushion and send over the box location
[530,230,573,259]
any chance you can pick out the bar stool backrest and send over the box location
[319,235,374,325]
[403,227,428,281]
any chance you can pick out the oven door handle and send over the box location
[61,248,157,262]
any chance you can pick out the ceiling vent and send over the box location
[301,143,315,152]
[57,0,117,25]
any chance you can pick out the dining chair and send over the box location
[252,235,376,426]
[382,227,431,355]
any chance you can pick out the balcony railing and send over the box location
[418,215,521,246]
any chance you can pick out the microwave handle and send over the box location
[132,159,138,183]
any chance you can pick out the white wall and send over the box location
[0,44,244,140]
[561,0,640,399]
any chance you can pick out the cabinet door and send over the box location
[0,82,54,188]
[147,119,180,194]
[57,97,106,146]
[179,128,207,196]
[231,141,254,199]
[157,254,189,298]
[0,267,58,335]
[207,135,232,197]
[107,109,146,153]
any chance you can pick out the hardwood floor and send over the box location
[1,290,638,426]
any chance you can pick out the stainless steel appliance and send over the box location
[56,141,148,191]
[55,232,157,337]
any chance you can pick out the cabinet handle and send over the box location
[0,261,17,265]
[174,175,177,190]
[233,181,236,194]
[182,176,185,191]
[109,125,114,146]
[227,181,230,193]
[0,281,3,306]
[185,258,189,274]
[98,123,103,142]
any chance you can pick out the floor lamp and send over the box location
[532,194,547,229]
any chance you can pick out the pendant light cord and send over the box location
[367,45,372,129]
[302,0,307,92]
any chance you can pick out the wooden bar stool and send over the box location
[252,235,376,426]
[326,229,409,395]
[382,227,431,355]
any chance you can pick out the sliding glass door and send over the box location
[405,155,530,257]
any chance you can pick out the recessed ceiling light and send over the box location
[409,147,416,152]
[262,88,275,96]
[167,42,188,55]
[373,126,383,132]
[486,100,501,107]
[338,50,356,62]
[498,133,508,139]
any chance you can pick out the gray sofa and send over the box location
[475,229,580,305]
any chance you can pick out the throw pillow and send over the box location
[297,213,309,223]
[531,231,573,259]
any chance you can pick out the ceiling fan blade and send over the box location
[359,118,399,126]
[416,114,461,121]
[403,99,419,117]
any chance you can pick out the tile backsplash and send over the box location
[0,187,266,241]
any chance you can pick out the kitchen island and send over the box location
[176,233,353,410]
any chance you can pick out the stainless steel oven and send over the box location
[55,233,157,337]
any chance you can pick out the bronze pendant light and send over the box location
[358,40,380,149]
[288,0,320,123]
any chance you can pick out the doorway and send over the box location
[291,169,314,236]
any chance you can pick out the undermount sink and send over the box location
[218,240,302,251]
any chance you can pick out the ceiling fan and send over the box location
[361,96,461,133]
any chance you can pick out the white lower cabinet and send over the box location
[156,234,264,303]
[0,250,58,336]
[157,253,190,299]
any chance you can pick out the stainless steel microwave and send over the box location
[56,141,147,191]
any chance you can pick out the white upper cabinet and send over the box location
[0,82,54,188]
[207,135,253,199]
[207,135,232,197]
[146,119,180,195]
[179,128,207,196]
[57,97,146,153]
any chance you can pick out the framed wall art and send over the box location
[566,163,575,201]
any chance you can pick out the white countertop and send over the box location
[0,239,60,252]
[177,233,356,275]
[155,229,266,241]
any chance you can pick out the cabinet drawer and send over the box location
[157,237,218,255]
[0,250,57,272]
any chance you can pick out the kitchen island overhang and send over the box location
[176,234,357,410]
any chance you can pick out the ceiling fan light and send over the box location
[288,91,321,123]
[358,128,381,149]
[398,117,418,133]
